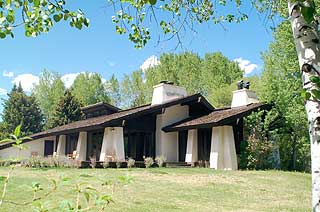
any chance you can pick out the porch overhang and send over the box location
[162,103,272,132]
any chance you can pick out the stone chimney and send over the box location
[231,80,259,108]
[151,81,187,105]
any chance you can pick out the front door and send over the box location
[44,140,54,156]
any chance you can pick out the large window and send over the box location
[65,133,79,155]
[87,130,104,161]
[124,132,155,161]
[198,128,212,161]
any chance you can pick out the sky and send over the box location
[0,1,279,116]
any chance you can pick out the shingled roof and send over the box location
[162,102,271,132]
[29,93,213,140]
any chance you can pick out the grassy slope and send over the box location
[0,167,311,212]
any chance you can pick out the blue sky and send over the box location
[0,1,279,115]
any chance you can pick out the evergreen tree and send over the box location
[50,90,84,128]
[2,84,44,136]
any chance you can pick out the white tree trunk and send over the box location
[289,2,320,211]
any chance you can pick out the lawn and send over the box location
[0,167,311,212]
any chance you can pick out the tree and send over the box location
[287,1,320,210]
[33,69,65,129]
[71,72,110,106]
[0,0,89,39]
[107,74,121,107]
[2,84,44,136]
[260,21,310,172]
[50,89,84,128]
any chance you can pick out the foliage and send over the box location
[127,158,135,168]
[107,74,122,108]
[155,156,166,167]
[144,157,154,168]
[71,72,111,106]
[2,84,44,135]
[33,69,65,129]
[242,111,277,170]
[116,161,122,168]
[110,0,249,48]
[120,52,242,108]
[260,20,311,171]
[0,0,89,39]
[49,89,84,128]
[21,155,81,168]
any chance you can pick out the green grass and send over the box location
[0,167,311,212]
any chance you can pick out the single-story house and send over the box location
[0,81,269,170]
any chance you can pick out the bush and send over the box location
[89,157,97,169]
[127,158,135,168]
[116,161,122,168]
[144,157,154,168]
[21,156,81,168]
[155,156,166,167]
[102,160,110,169]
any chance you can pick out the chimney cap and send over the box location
[159,80,174,85]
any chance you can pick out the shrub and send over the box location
[21,156,81,168]
[116,161,122,168]
[144,157,154,168]
[102,160,110,169]
[155,156,166,167]
[127,158,135,168]
[89,157,97,169]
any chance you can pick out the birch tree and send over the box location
[288,1,320,210]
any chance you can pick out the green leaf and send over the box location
[301,2,316,24]
[0,32,6,39]
[84,192,90,203]
[14,125,21,137]
[53,14,63,22]
[311,89,320,100]
[0,138,13,143]
[148,0,156,5]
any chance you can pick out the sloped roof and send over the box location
[81,102,121,113]
[162,102,271,132]
[29,93,213,139]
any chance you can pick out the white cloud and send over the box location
[234,57,258,75]
[12,74,39,92]
[140,55,160,72]
[3,70,14,78]
[108,61,116,67]
[61,73,80,89]
[0,88,7,96]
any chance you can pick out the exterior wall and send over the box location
[185,129,198,163]
[76,132,87,161]
[156,105,189,162]
[231,89,259,108]
[210,126,238,170]
[0,136,55,159]
[100,127,125,162]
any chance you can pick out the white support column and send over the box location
[209,126,238,170]
[185,129,198,163]
[210,127,224,169]
[100,127,125,162]
[56,135,66,156]
[114,127,125,161]
[76,132,87,161]
[223,126,238,170]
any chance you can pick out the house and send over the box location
[0,81,269,170]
